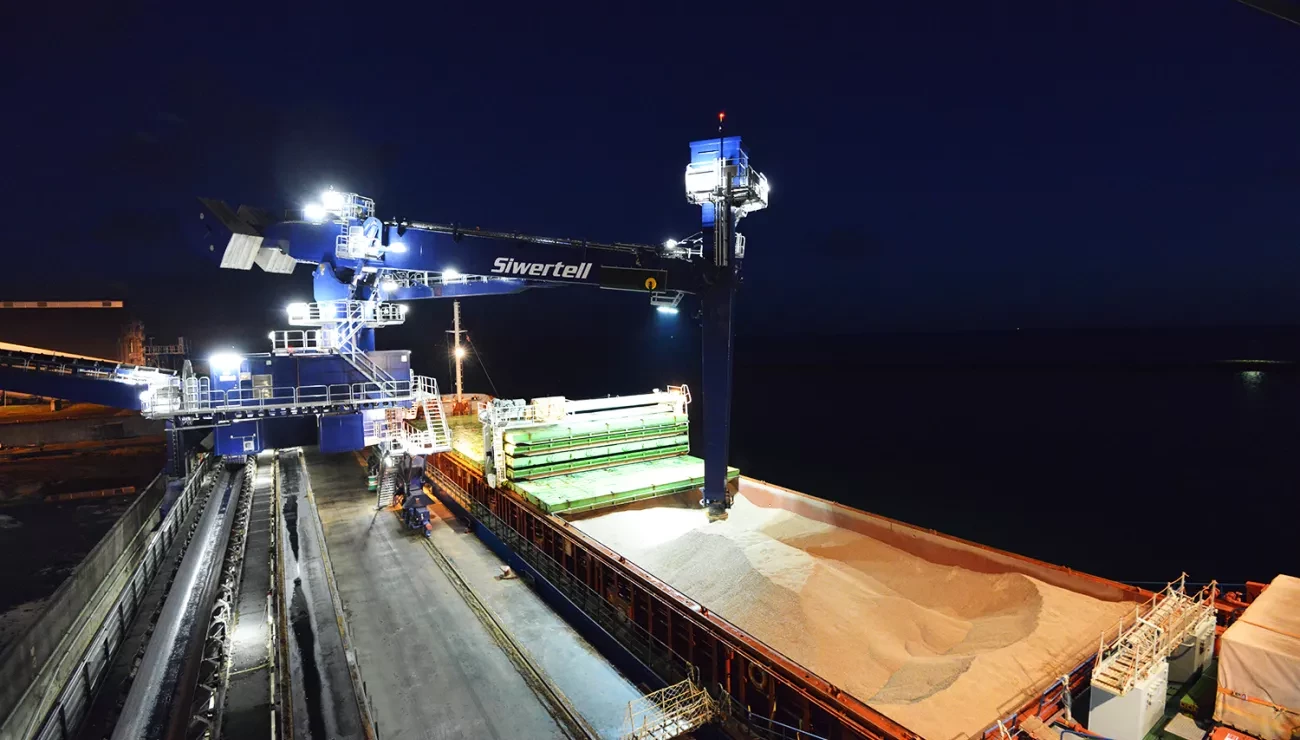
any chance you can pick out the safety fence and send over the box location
[141,377,420,418]
[31,458,218,740]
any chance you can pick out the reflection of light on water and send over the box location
[1240,370,1263,389]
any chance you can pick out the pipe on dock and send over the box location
[111,463,246,740]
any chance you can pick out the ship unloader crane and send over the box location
[183,135,768,516]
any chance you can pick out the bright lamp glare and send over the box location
[286,302,308,315]
[303,203,328,222]
[381,279,398,292]
[139,390,153,403]
[454,346,467,359]
[399,304,409,315]
[656,306,679,315]
[387,242,407,253]
[321,189,345,211]
[268,332,275,340]
[664,238,678,250]
[443,268,461,280]
[209,353,242,371]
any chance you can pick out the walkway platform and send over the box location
[304,448,642,739]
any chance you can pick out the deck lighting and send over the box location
[209,353,242,372]
[303,203,328,222]
[443,268,461,281]
[454,346,467,359]
[286,302,308,316]
[321,189,345,211]
[387,242,407,253]
[656,306,679,315]
[381,279,398,292]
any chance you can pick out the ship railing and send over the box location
[286,299,405,328]
[716,691,828,740]
[141,378,418,418]
[428,464,832,740]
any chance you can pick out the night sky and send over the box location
[2,2,1298,352]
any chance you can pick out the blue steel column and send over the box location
[700,267,736,514]
[700,142,738,516]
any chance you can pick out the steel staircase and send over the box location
[386,377,452,454]
[285,300,405,389]
[361,376,452,455]
[1091,575,1217,695]
[376,466,398,508]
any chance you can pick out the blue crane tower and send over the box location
[159,134,768,515]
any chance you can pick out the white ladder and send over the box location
[1092,575,1217,695]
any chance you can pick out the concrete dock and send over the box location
[304,448,642,739]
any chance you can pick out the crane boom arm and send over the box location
[202,201,698,296]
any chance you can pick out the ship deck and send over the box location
[573,479,1136,739]
[434,418,1149,739]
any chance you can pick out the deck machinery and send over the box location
[477,385,740,516]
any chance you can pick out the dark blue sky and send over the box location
[2,1,1297,341]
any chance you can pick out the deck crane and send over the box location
[190,135,768,515]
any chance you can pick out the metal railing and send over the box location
[622,670,718,740]
[141,377,419,418]
[363,377,452,454]
[32,458,217,740]
[1091,573,1217,695]
[285,300,405,327]
[269,329,328,354]
[717,691,829,740]
[287,300,402,387]
[428,464,854,740]
[375,268,496,288]
[426,466,692,683]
